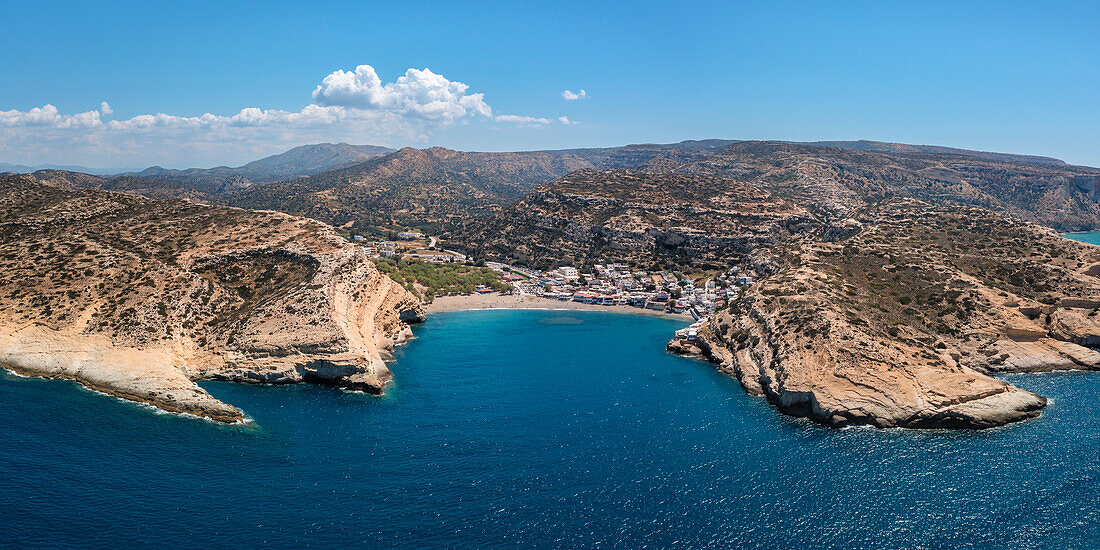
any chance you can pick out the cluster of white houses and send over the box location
[347,231,758,319]
[502,263,754,318]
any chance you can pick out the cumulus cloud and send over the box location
[0,64,543,167]
[561,89,587,100]
[0,104,102,128]
[558,116,578,125]
[312,65,491,122]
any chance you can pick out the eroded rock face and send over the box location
[695,296,1047,429]
[676,199,1100,429]
[0,175,423,422]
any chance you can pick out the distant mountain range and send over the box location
[803,140,1068,166]
[125,142,394,183]
[0,162,144,175]
[1,143,392,180]
[18,139,1100,238]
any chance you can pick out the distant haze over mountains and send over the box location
[124,143,396,183]
[15,138,1100,237]
[1,139,1084,180]
[1,143,393,179]
[0,162,144,175]
[803,140,1068,166]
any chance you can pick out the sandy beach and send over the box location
[425,293,693,320]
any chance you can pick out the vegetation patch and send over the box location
[371,258,509,299]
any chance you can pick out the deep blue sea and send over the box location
[3,309,1099,549]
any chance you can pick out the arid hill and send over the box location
[226,146,593,232]
[0,173,422,422]
[461,169,811,270]
[28,139,1096,238]
[459,141,1100,271]
[704,141,1100,231]
[674,199,1100,428]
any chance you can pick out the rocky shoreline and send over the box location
[669,201,1100,430]
[0,175,425,423]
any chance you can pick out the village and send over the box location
[485,262,754,320]
[348,231,756,329]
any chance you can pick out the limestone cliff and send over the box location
[676,199,1100,429]
[0,174,423,422]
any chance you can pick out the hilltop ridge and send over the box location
[461,140,1100,272]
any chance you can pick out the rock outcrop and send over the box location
[0,174,423,422]
[674,199,1100,429]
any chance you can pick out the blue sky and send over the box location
[1,0,1098,168]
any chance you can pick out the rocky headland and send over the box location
[674,199,1100,428]
[0,174,423,423]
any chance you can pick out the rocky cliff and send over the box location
[0,174,423,423]
[675,199,1100,429]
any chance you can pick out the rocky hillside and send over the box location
[460,141,1100,271]
[697,141,1100,231]
[675,199,1100,429]
[28,138,1096,237]
[227,146,593,232]
[0,173,423,423]
[462,169,811,270]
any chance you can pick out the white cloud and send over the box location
[495,114,551,126]
[312,65,491,122]
[561,89,587,100]
[0,64,544,167]
[558,116,578,125]
[0,104,102,128]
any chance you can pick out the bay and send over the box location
[2,309,1098,549]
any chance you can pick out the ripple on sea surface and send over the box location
[1,309,1098,548]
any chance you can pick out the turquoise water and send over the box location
[1064,230,1100,245]
[2,309,1099,549]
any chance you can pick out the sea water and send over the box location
[1064,230,1100,246]
[2,309,1098,549]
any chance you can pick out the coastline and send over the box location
[425,293,693,320]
